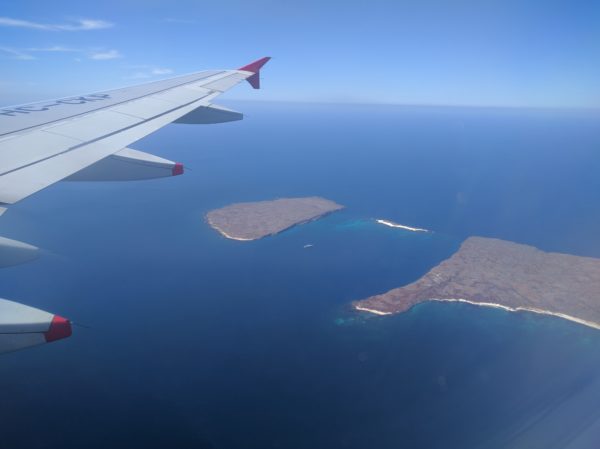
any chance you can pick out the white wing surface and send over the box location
[0,57,270,205]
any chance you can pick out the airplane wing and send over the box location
[0,299,71,354]
[0,57,271,354]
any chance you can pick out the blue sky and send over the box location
[1,0,599,108]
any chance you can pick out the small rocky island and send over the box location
[354,237,600,329]
[206,197,344,241]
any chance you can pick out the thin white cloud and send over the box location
[56,19,113,31]
[125,66,174,79]
[151,68,173,75]
[1,45,121,61]
[0,17,49,30]
[0,47,36,60]
[27,46,77,52]
[0,17,113,31]
[89,49,122,60]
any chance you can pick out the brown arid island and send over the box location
[354,237,600,330]
[206,197,344,241]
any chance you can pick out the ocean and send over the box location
[1,102,600,448]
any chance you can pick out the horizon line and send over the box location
[224,98,600,112]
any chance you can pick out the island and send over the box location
[206,197,344,241]
[353,236,600,329]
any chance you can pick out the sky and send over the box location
[1,0,599,108]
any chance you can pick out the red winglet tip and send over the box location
[172,162,184,176]
[238,56,271,73]
[45,315,72,343]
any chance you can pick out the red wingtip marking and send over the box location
[172,162,184,176]
[238,56,271,73]
[44,315,72,343]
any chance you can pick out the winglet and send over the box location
[238,57,271,89]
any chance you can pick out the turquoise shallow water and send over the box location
[1,103,600,448]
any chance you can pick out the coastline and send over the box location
[206,218,254,241]
[354,298,600,330]
[354,305,393,316]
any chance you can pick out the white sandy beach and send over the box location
[355,298,600,330]
[376,219,429,233]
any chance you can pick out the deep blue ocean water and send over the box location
[1,102,600,448]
